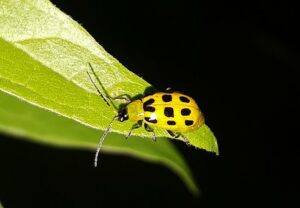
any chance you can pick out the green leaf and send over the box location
[0,0,218,154]
[0,201,3,208]
[0,89,198,194]
[0,0,218,194]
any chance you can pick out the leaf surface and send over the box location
[0,90,198,194]
[0,0,219,194]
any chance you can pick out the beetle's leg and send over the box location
[144,123,156,142]
[126,120,143,139]
[167,130,190,146]
[113,94,131,103]
[167,130,180,138]
[143,86,157,96]
[181,134,191,146]
[165,87,173,92]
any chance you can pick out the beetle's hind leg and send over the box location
[167,130,190,146]
[126,120,143,139]
[144,123,156,142]
[167,130,180,138]
[181,134,191,146]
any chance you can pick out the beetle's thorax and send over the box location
[125,100,144,122]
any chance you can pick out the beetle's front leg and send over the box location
[126,120,143,139]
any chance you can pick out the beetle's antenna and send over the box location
[87,63,118,110]
[94,116,118,167]
[87,70,110,107]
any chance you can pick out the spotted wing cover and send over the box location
[142,92,204,132]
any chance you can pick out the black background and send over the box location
[0,0,299,207]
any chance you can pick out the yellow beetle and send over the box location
[87,64,205,166]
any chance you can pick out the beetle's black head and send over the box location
[117,107,129,122]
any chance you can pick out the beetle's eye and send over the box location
[120,114,128,121]
[117,108,129,122]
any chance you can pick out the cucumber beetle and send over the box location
[87,64,205,167]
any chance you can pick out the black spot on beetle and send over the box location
[144,106,155,112]
[162,94,172,102]
[181,108,191,116]
[179,96,190,103]
[167,120,176,125]
[143,98,155,106]
[145,117,157,124]
[185,120,194,126]
[143,98,155,111]
[164,107,174,117]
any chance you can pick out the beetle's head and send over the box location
[117,107,129,122]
